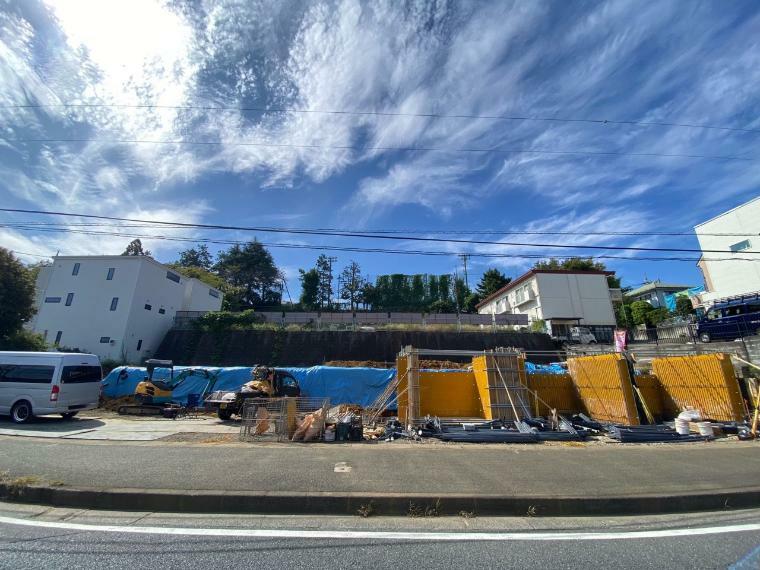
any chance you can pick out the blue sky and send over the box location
[1,0,759,297]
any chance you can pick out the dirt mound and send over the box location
[323,359,470,370]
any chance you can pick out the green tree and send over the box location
[438,275,452,303]
[463,292,481,314]
[410,274,426,309]
[0,248,43,349]
[122,238,151,256]
[178,244,212,270]
[314,255,334,309]
[214,241,282,308]
[339,261,364,311]
[675,296,694,318]
[299,268,320,310]
[428,299,455,313]
[630,300,654,326]
[453,276,470,312]
[534,257,620,288]
[427,275,440,305]
[360,280,376,309]
[615,303,634,328]
[647,307,671,326]
[476,268,511,298]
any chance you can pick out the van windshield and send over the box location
[61,366,102,384]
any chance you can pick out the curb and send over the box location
[2,483,760,516]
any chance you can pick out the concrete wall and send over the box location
[536,272,616,325]
[156,330,560,366]
[696,196,760,301]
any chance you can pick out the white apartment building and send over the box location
[695,195,760,304]
[476,269,617,337]
[28,255,223,362]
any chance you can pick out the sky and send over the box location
[1,0,759,298]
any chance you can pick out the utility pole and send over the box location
[459,254,470,289]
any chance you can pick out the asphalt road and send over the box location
[1,503,759,569]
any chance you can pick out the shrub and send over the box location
[192,309,263,331]
[0,330,47,351]
[530,319,547,333]
[100,359,123,375]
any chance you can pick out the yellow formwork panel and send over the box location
[567,354,640,425]
[651,353,745,422]
[633,374,667,420]
[526,373,582,416]
[472,354,528,421]
[418,371,483,418]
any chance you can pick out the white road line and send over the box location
[1,516,759,541]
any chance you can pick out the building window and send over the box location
[110,297,119,311]
[45,297,61,303]
[106,267,115,280]
[54,331,62,345]
[209,289,220,298]
[730,239,751,252]
[99,336,110,344]
[166,271,180,283]
[65,293,74,306]
[158,308,166,315]
[144,304,152,311]
[72,263,80,276]
[136,339,143,351]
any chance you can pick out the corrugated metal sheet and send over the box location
[567,354,640,425]
[651,353,745,422]
[526,373,581,416]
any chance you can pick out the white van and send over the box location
[0,352,102,424]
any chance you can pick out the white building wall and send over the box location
[29,257,140,359]
[696,196,760,302]
[28,256,223,362]
[535,273,616,325]
[183,279,223,312]
[477,272,616,327]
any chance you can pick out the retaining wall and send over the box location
[155,329,558,367]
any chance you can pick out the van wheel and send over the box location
[11,401,33,424]
[61,412,78,420]
[699,332,711,343]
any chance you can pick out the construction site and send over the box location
[82,342,760,447]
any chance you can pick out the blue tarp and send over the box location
[524,362,567,375]
[101,361,560,408]
[101,365,396,408]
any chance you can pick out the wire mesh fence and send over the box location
[239,397,330,443]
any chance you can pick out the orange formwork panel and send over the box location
[417,371,483,418]
[567,354,640,425]
[526,373,582,416]
[651,353,745,422]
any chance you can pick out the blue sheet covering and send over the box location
[101,362,558,407]
[101,365,396,408]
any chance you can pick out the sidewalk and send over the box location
[1,436,759,515]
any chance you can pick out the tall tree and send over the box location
[476,268,511,298]
[122,239,151,256]
[299,268,320,310]
[453,276,470,312]
[314,255,335,309]
[214,241,282,308]
[0,248,37,339]
[438,274,452,303]
[177,244,212,270]
[339,261,364,311]
[410,274,425,309]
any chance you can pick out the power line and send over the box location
[3,137,752,162]
[4,101,758,134]
[1,220,756,238]
[0,207,757,255]
[2,223,758,263]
